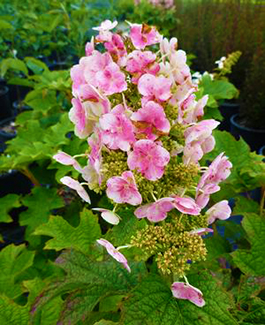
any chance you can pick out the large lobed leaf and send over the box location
[0,194,21,223]
[19,187,64,244]
[121,272,238,325]
[204,131,264,200]
[31,249,147,324]
[34,208,101,255]
[0,295,29,325]
[232,213,265,276]
[0,244,35,299]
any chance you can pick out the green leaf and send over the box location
[232,213,265,276]
[0,58,28,77]
[107,207,147,247]
[0,19,13,29]
[99,295,125,312]
[24,278,63,325]
[24,89,57,111]
[19,187,64,243]
[0,295,29,325]
[43,112,72,149]
[25,57,48,75]
[199,75,238,101]
[30,250,146,324]
[7,77,34,87]
[122,272,238,325]
[236,275,265,303]
[34,208,101,254]
[204,131,263,198]
[0,194,21,223]
[205,233,231,262]
[233,196,260,215]
[0,244,35,299]
[239,297,265,324]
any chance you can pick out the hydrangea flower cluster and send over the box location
[54,20,232,307]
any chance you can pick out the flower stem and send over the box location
[21,168,40,187]
[117,244,133,251]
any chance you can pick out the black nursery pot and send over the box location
[259,145,265,156]
[48,61,69,71]
[0,170,32,197]
[0,117,16,152]
[8,84,31,103]
[218,101,240,131]
[12,100,32,115]
[230,114,265,152]
[0,86,13,120]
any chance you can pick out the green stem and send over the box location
[21,168,40,187]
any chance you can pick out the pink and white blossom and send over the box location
[93,20,118,32]
[104,34,127,66]
[134,197,175,222]
[171,282,205,307]
[184,120,219,145]
[86,129,103,185]
[178,94,208,125]
[53,151,83,173]
[93,20,118,42]
[130,23,161,50]
[83,52,112,86]
[60,176,91,203]
[196,153,232,208]
[170,50,191,85]
[160,37,178,61]
[97,238,131,272]
[94,62,127,95]
[206,200,231,224]
[69,98,92,139]
[127,139,170,180]
[183,119,219,164]
[106,171,142,206]
[92,208,120,225]
[126,50,160,83]
[131,101,170,139]
[85,37,95,56]
[138,74,172,104]
[81,52,127,95]
[173,196,201,215]
[100,104,136,151]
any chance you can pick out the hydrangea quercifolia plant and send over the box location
[54,20,232,308]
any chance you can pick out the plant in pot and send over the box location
[194,60,239,123]
[213,51,242,131]
[231,45,265,152]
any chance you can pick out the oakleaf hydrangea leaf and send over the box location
[19,187,64,243]
[233,196,260,215]
[0,244,35,299]
[199,74,238,101]
[107,207,147,246]
[0,194,21,223]
[204,131,263,200]
[34,208,101,254]
[0,295,29,325]
[30,250,146,324]
[24,278,63,325]
[122,272,237,325]
[232,213,265,276]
